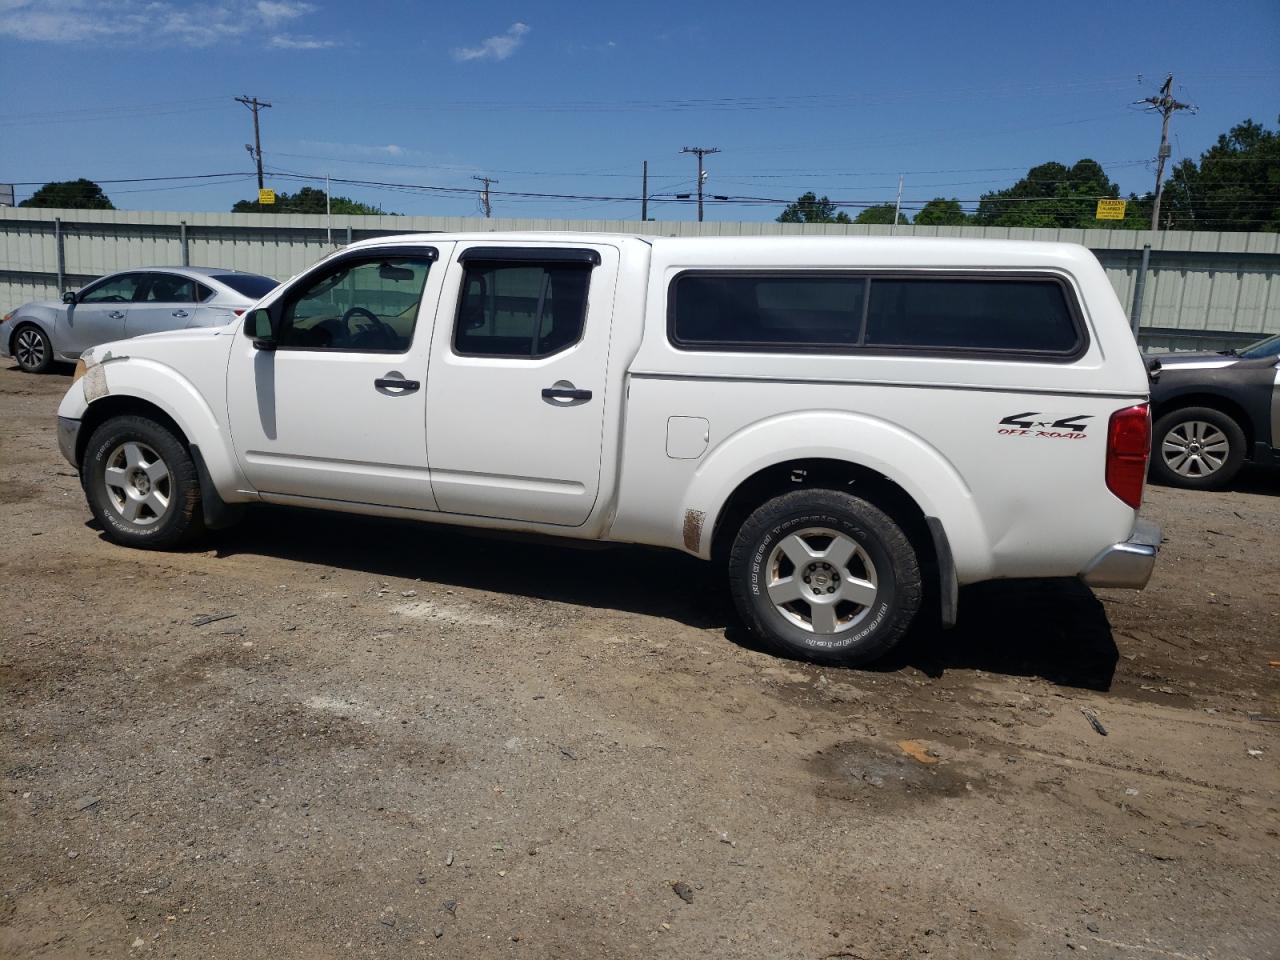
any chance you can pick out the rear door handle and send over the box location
[171,309,189,318]
[375,377,420,392]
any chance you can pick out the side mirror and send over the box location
[61,290,78,304]
[246,308,277,351]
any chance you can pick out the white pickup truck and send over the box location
[56,233,1159,665]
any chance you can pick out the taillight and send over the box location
[233,308,247,317]
[1106,404,1150,509]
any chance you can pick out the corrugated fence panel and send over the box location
[2,207,1277,346]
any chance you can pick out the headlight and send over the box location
[72,359,87,383]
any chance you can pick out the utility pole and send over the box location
[641,160,648,222]
[1137,75,1193,232]
[235,95,271,191]
[892,174,904,233]
[681,146,720,222]
[473,176,498,218]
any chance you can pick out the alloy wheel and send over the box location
[14,328,46,370]
[764,527,879,635]
[103,441,172,526]
[1161,420,1230,478]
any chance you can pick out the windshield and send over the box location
[1239,333,1280,360]
[212,274,278,299]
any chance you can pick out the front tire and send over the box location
[12,324,52,373]
[728,489,922,666]
[1151,406,1246,490]
[81,415,204,549]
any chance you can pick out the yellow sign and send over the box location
[1095,198,1126,220]
[258,188,276,205]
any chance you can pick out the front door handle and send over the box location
[375,377,420,392]
[108,311,125,320]
[542,382,592,403]
[171,309,189,318]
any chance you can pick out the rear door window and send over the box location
[454,261,592,358]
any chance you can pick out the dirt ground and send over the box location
[0,363,1277,960]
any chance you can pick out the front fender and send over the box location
[682,410,993,580]
[64,357,249,499]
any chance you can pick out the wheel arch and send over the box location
[683,411,992,582]
[1152,392,1255,450]
[75,359,249,500]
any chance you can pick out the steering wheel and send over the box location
[340,306,396,348]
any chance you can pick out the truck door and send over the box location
[425,244,617,527]
[225,244,450,510]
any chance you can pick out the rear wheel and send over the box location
[12,324,52,373]
[727,489,922,666]
[1151,406,1246,490]
[81,415,204,549]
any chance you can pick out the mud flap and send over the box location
[925,516,958,629]
[189,444,244,531]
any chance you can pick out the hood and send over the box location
[80,324,231,366]
[1146,351,1238,371]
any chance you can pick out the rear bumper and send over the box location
[57,416,81,469]
[1078,519,1161,589]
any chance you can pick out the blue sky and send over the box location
[1,0,1277,221]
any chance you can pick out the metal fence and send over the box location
[3,206,1278,351]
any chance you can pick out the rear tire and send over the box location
[1150,406,1246,490]
[727,489,921,666]
[12,324,52,373]
[81,415,205,549]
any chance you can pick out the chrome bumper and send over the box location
[1079,519,1161,589]
[57,416,81,469]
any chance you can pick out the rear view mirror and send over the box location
[378,262,414,282]
[62,290,78,304]
[246,308,277,350]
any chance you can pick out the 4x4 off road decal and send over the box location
[997,412,1092,439]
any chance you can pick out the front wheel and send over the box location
[1150,406,1246,490]
[12,324,53,373]
[81,415,205,549]
[728,489,922,666]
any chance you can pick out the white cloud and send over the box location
[0,0,331,48]
[295,140,409,159]
[257,1,314,25]
[270,33,337,49]
[452,21,529,62]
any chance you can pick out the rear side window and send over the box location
[865,278,1080,354]
[454,262,591,358]
[669,272,1084,358]
[212,274,278,299]
[670,274,866,349]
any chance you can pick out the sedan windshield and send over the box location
[1239,333,1280,360]
[212,274,278,299]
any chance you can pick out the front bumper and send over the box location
[1078,519,1161,589]
[57,416,81,469]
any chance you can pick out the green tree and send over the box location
[232,187,396,215]
[972,159,1140,229]
[19,178,114,210]
[854,203,908,225]
[913,198,969,226]
[776,191,852,224]
[1160,117,1280,231]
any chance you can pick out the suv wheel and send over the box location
[728,489,922,666]
[82,415,205,549]
[12,324,52,373]
[1151,406,1246,490]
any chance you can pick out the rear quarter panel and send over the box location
[609,238,1150,582]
